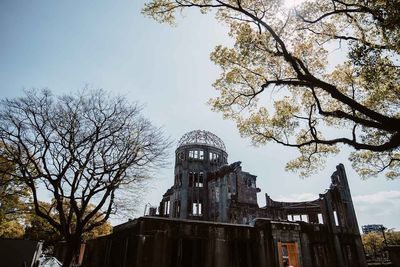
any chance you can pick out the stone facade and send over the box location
[82,130,367,266]
[159,130,228,221]
[156,130,367,266]
[83,216,367,267]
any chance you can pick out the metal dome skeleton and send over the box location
[177,130,226,152]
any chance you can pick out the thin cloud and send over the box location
[275,193,319,202]
[353,190,400,205]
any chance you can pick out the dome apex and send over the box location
[177,130,226,151]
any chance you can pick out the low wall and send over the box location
[387,246,400,267]
[0,238,42,267]
[82,216,366,267]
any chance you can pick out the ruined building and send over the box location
[82,130,367,267]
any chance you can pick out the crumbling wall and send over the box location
[155,138,367,267]
[83,216,367,267]
[83,217,267,267]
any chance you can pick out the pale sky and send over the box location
[1,0,399,230]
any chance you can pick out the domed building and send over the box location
[159,130,231,220]
[82,130,368,267]
[159,130,262,222]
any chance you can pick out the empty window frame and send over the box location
[189,171,204,187]
[333,211,339,226]
[301,214,309,223]
[288,214,309,222]
[164,200,170,215]
[209,152,220,162]
[195,172,204,187]
[215,187,220,203]
[189,150,204,160]
[192,201,202,216]
[317,213,324,224]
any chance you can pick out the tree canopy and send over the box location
[143,0,400,178]
[361,230,400,261]
[24,201,112,251]
[0,149,30,238]
[362,232,384,259]
[0,89,170,266]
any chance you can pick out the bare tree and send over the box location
[0,89,170,267]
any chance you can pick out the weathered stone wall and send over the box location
[82,216,367,267]
[160,143,228,221]
[154,131,367,267]
[84,217,265,267]
[0,239,43,267]
[387,246,400,267]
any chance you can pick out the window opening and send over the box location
[301,214,309,223]
[189,150,204,160]
[333,211,339,226]
[215,187,220,202]
[192,201,202,216]
[164,200,170,215]
[318,213,324,224]
[209,152,220,162]
[189,171,204,187]
[195,172,204,187]
[199,150,204,160]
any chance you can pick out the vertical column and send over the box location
[321,192,345,267]
[214,227,228,267]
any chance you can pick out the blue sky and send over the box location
[1,0,399,230]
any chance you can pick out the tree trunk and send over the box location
[62,236,82,267]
